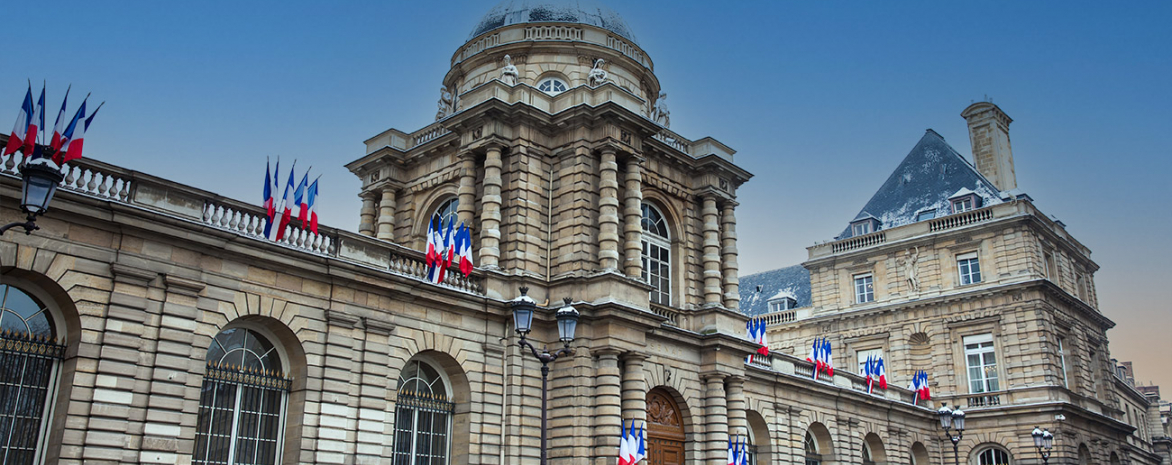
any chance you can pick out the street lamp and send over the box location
[0,156,64,235]
[1032,426,1053,464]
[937,403,966,465]
[511,287,579,465]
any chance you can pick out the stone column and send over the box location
[623,157,644,278]
[721,201,740,310]
[598,148,621,271]
[480,145,503,269]
[457,152,477,227]
[376,187,396,240]
[702,195,723,307]
[593,349,623,465]
[358,192,377,236]
[703,373,729,463]
[621,353,648,426]
[726,375,747,439]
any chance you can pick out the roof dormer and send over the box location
[949,188,982,214]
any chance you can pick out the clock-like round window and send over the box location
[537,77,568,96]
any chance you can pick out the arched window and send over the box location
[194,328,290,465]
[641,203,671,305]
[975,447,1011,465]
[434,197,459,230]
[805,432,821,465]
[862,443,874,465]
[393,359,454,465]
[537,77,568,96]
[744,428,757,465]
[0,284,64,464]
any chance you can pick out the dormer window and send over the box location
[537,77,568,96]
[948,189,982,214]
[850,217,879,237]
[769,297,797,313]
[915,209,936,222]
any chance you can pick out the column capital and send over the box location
[724,375,747,386]
[621,352,649,363]
[592,347,624,359]
[359,190,380,200]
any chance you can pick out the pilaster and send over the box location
[480,144,503,269]
[598,148,621,271]
[621,353,648,426]
[623,157,644,279]
[703,373,729,463]
[457,152,477,227]
[702,195,723,307]
[377,187,397,240]
[721,201,740,310]
[725,375,747,440]
[592,348,623,465]
[358,192,377,237]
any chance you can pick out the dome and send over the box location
[468,0,639,45]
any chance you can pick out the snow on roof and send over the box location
[738,264,811,317]
[949,187,976,199]
[837,129,1003,240]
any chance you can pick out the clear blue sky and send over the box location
[7,1,1171,387]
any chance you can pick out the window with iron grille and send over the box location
[0,284,64,465]
[193,328,290,465]
[641,203,671,306]
[393,360,453,465]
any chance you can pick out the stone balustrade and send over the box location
[748,350,923,407]
[411,122,452,147]
[0,150,484,296]
[649,304,680,326]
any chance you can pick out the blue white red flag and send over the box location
[274,163,297,241]
[635,422,646,463]
[58,101,101,165]
[876,356,887,390]
[4,84,33,157]
[292,172,309,224]
[726,436,735,465]
[49,85,70,152]
[263,160,276,219]
[618,421,630,465]
[822,338,834,376]
[26,84,45,157]
[305,179,319,234]
[457,223,473,277]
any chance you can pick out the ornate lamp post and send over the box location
[510,287,580,465]
[937,403,966,465]
[1,156,64,235]
[1032,426,1054,465]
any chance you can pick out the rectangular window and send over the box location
[952,198,974,213]
[1076,273,1088,301]
[915,210,936,221]
[1044,251,1056,280]
[852,222,872,236]
[854,274,874,304]
[856,348,882,375]
[964,334,999,394]
[1057,337,1068,388]
[957,252,982,285]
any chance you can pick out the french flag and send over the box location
[58,101,102,165]
[25,85,45,157]
[618,421,630,465]
[725,436,735,465]
[822,338,834,376]
[457,223,473,277]
[635,423,645,464]
[875,356,887,390]
[305,179,319,234]
[293,172,309,225]
[425,214,440,268]
[263,160,276,219]
[437,219,456,283]
[52,97,86,165]
[3,84,33,157]
[49,85,70,152]
[276,166,298,240]
[756,319,769,357]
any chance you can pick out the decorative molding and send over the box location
[110,264,157,286]
[163,274,205,296]
[364,317,395,335]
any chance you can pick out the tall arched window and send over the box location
[434,198,459,229]
[641,203,671,305]
[393,359,454,465]
[0,284,63,464]
[194,328,290,465]
[804,432,821,465]
[976,447,1011,465]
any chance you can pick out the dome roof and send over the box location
[469,0,639,45]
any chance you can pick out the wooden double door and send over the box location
[646,389,685,465]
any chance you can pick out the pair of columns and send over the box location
[598,147,644,278]
[703,195,741,310]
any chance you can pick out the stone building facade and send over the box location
[0,2,1161,465]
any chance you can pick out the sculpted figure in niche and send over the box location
[436,87,453,121]
[903,246,921,293]
[500,54,519,86]
[588,58,608,86]
[652,91,670,128]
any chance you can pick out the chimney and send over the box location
[961,101,1017,191]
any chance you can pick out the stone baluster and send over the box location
[593,348,623,464]
[598,148,620,271]
[623,157,644,279]
[359,192,377,236]
[480,144,503,269]
[457,152,477,227]
[721,201,740,310]
[703,373,729,463]
[702,194,723,307]
[377,187,397,240]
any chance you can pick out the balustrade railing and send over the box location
[831,231,886,253]
[930,207,994,232]
[966,394,1001,408]
[746,355,772,370]
[762,310,796,325]
[411,123,451,147]
[649,304,679,326]
[652,129,691,154]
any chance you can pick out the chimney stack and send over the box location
[961,102,1017,191]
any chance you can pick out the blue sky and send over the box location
[6,1,1171,387]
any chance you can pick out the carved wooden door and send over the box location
[646,389,685,465]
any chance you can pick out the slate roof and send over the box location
[738,265,812,317]
[837,129,1004,240]
[469,0,639,45]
